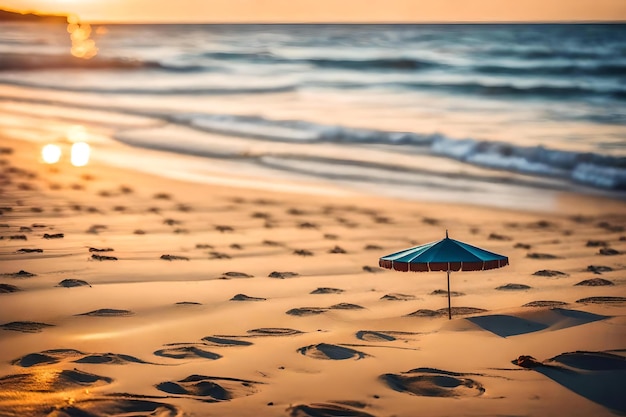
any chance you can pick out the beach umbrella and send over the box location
[379,230,508,319]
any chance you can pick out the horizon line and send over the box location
[78,19,626,25]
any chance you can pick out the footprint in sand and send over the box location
[89,247,114,252]
[208,328,304,342]
[287,403,376,417]
[496,283,531,290]
[527,253,560,260]
[430,289,465,297]
[16,248,43,253]
[364,244,383,250]
[576,296,626,305]
[155,374,263,402]
[0,283,20,293]
[77,309,134,317]
[160,254,189,261]
[1,321,54,333]
[230,294,266,301]
[287,303,364,316]
[0,369,111,394]
[12,349,151,367]
[356,330,420,342]
[599,248,620,256]
[154,343,222,360]
[57,279,91,288]
[2,270,36,278]
[575,278,614,286]
[269,271,299,279]
[287,307,328,316]
[248,328,304,337]
[311,287,344,294]
[405,307,487,317]
[91,254,118,261]
[298,343,370,360]
[74,353,151,365]
[523,301,568,308]
[202,336,254,347]
[380,368,485,397]
[12,349,83,367]
[43,233,64,239]
[330,303,365,310]
[48,397,181,417]
[356,331,397,342]
[532,270,568,277]
[222,271,253,278]
[587,265,613,274]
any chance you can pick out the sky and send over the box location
[1,0,625,23]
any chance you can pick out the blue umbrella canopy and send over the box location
[379,231,509,319]
[379,231,508,272]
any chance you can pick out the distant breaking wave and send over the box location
[150,112,626,191]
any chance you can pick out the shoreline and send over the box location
[1,82,625,208]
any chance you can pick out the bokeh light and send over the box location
[71,142,91,167]
[67,15,98,59]
[41,144,62,164]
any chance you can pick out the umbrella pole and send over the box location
[447,269,451,320]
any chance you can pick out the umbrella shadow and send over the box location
[527,352,626,413]
[466,308,609,338]
[467,315,548,337]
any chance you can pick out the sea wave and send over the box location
[431,137,626,190]
[200,51,441,70]
[0,77,297,95]
[474,63,626,78]
[0,52,161,71]
[399,81,626,101]
[167,112,626,190]
[171,113,437,144]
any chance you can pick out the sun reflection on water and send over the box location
[67,15,98,59]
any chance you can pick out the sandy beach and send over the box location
[0,132,625,417]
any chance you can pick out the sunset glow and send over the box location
[1,0,624,22]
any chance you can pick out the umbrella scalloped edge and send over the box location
[379,259,509,272]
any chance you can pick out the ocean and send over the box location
[1,23,625,209]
